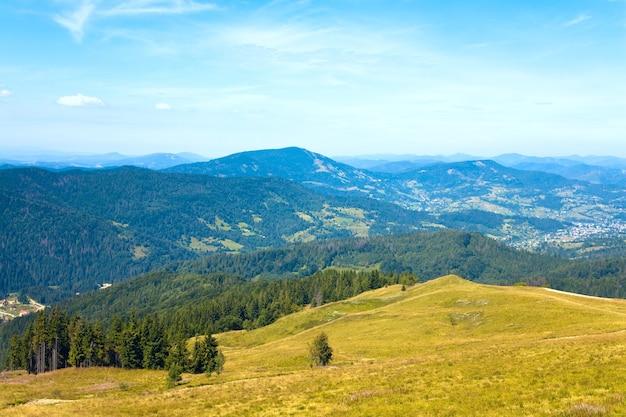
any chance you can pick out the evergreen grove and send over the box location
[6,306,222,376]
[4,268,418,372]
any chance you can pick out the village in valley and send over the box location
[0,295,44,322]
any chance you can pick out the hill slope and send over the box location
[52,230,567,326]
[167,147,626,249]
[5,276,626,416]
[0,167,432,300]
[164,146,386,194]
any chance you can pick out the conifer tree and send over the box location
[309,332,333,367]
[47,306,69,371]
[31,311,48,374]
[140,315,167,370]
[107,315,124,368]
[7,334,27,371]
[166,333,189,373]
[119,318,142,369]
[68,315,87,368]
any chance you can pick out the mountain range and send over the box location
[165,147,626,247]
[3,149,626,185]
[0,152,207,171]
[337,153,626,185]
[3,146,626,303]
[5,145,626,406]
[0,166,434,301]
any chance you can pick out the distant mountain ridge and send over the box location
[0,152,208,170]
[5,146,626,256]
[163,147,385,195]
[5,148,626,185]
[4,147,626,302]
[339,152,626,185]
[166,148,626,245]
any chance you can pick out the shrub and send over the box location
[309,332,333,367]
[165,364,182,389]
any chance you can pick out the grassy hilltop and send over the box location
[3,276,626,416]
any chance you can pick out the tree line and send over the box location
[4,268,417,371]
[5,306,221,377]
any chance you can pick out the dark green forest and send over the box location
[0,167,433,302]
[6,229,626,369]
[5,164,626,374]
[5,306,222,379]
[169,230,567,284]
[3,166,622,306]
[4,268,414,372]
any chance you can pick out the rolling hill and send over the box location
[0,166,435,301]
[166,147,626,250]
[0,152,208,171]
[340,153,626,185]
[163,146,386,195]
[4,276,626,416]
[2,157,625,307]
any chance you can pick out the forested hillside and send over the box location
[3,268,414,372]
[45,230,626,331]
[166,147,626,233]
[5,230,626,369]
[0,167,433,302]
[169,230,566,283]
[4,153,626,303]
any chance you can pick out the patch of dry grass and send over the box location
[4,275,626,416]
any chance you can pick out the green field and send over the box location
[3,276,626,416]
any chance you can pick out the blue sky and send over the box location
[1,0,625,158]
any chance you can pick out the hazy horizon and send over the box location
[3,146,626,164]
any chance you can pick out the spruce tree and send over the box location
[309,332,333,367]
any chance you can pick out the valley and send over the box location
[3,147,626,304]
[3,148,626,416]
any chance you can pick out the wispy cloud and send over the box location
[53,0,95,41]
[0,88,13,97]
[564,13,591,27]
[99,0,219,17]
[322,74,350,87]
[52,1,218,40]
[155,102,171,110]
[467,40,509,49]
[57,93,105,107]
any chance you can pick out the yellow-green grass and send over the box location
[188,237,218,252]
[4,275,626,416]
[219,239,244,251]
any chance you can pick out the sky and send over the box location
[1,0,625,159]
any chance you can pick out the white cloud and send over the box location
[53,1,218,40]
[564,13,591,27]
[99,0,218,17]
[0,89,13,97]
[54,1,95,41]
[155,102,172,110]
[322,74,349,87]
[56,93,105,107]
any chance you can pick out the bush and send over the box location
[309,332,333,367]
[165,364,182,389]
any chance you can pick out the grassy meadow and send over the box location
[3,275,626,416]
